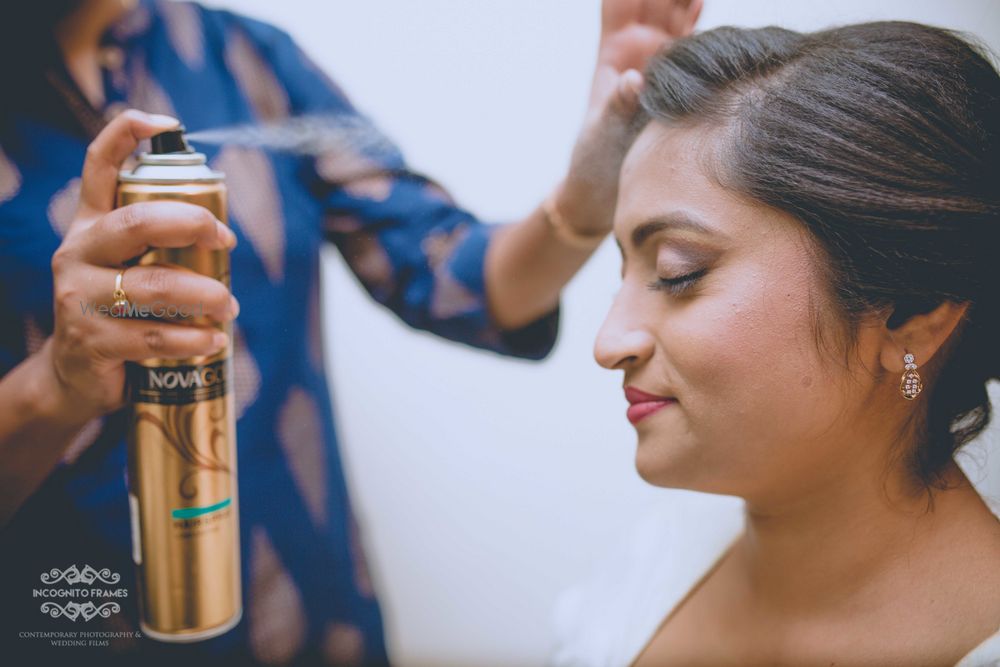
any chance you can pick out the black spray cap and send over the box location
[150,126,193,154]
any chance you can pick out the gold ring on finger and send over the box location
[111,266,130,317]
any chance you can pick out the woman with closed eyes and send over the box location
[553,21,1000,667]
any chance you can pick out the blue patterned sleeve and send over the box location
[220,13,560,360]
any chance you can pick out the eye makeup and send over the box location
[646,267,708,295]
[615,213,726,289]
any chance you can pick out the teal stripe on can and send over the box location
[171,497,232,520]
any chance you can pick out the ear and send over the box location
[878,301,970,373]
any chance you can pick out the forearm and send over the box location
[484,203,603,331]
[0,338,96,525]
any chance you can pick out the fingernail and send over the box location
[622,69,643,94]
[229,296,240,318]
[213,331,229,349]
[147,113,180,126]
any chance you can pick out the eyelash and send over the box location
[646,268,708,295]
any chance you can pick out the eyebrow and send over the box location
[616,212,721,254]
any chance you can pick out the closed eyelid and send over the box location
[620,253,707,284]
[617,231,721,280]
[657,249,716,272]
[657,264,701,279]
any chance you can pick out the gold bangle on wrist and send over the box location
[542,192,607,250]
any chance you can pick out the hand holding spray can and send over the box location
[117,128,242,642]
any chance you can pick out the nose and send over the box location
[593,292,655,371]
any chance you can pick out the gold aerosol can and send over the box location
[117,128,241,642]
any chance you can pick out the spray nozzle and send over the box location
[150,127,193,155]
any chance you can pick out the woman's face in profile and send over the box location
[596,122,893,499]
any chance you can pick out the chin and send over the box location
[633,437,732,494]
[634,442,697,489]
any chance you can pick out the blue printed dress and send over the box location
[0,1,559,664]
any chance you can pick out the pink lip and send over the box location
[624,386,677,425]
[626,400,676,424]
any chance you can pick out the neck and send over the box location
[735,444,984,616]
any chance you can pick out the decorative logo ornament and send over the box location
[40,601,121,622]
[40,565,121,586]
[35,565,127,622]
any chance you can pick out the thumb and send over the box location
[607,68,644,120]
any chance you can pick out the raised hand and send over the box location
[554,0,703,238]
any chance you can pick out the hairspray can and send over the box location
[117,128,241,642]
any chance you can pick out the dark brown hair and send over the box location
[640,22,1000,488]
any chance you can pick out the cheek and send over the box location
[658,255,842,458]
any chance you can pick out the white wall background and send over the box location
[203,2,1000,665]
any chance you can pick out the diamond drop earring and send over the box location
[900,353,922,400]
